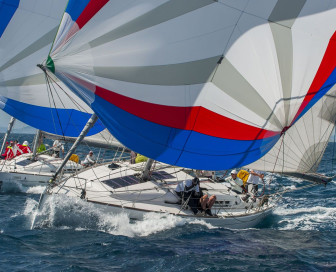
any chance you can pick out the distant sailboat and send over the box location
[0,0,104,136]
[0,0,109,187]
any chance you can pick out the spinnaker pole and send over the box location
[50,113,98,183]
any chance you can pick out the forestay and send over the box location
[0,0,104,136]
[45,0,336,169]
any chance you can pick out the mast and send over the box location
[0,117,16,154]
[50,113,98,183]
[31,130,42,160]
[141,158,154,181]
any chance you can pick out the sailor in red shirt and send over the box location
[13,140,24,157]
[1,141,15,160]
[21,141,31,154]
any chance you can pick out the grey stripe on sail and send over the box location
[268,0,307,124]
[0,73,46,87]
[93,56,220,86]
[211,57,283,129]
[0,27,58,73]
[84,0,213,49]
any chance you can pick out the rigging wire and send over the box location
[44,72,65,137]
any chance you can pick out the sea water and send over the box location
[0,133,335,271]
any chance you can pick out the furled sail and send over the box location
[247,86,336,174]
[0,0,104,137]
[45,0,336,170]
[41,129,126,150]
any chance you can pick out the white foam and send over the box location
[275,205,336,230]
[27,194,216,237]
[274,205,336,216]
[188,219,218,229]
[26,186,46,194]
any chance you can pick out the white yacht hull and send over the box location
[0,154,83,188]
[0,171,51,187]
[89,199,274,229]
[41,161,274,229]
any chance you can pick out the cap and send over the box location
[231,169,238,175]
[192,177,199,184]
[89,150,93,154]
[23,141,28,145]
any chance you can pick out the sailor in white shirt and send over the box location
[175,177,216,216]
[82,151,96,167]
[175,177,201,214]
[225,169,245,194]
[52,140,64,158]
[246,169,264,194]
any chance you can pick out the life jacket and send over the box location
[237,170,250,186]
[37,144,46,153]
[14,144,24,156]
[2,146,14,160]
[21,145,31,154]
[135,154,148,163]
[69,154,79,163]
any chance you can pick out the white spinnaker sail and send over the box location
[44,0,336,170]
[247,86,336,174]
[0,0,104,136]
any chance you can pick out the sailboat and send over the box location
[26,0,336,227]
[0,0,110,188]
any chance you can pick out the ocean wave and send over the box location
[0,180,45,194]
[274,205,336,230]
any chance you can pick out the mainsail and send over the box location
[0,0,104,137]
[43,0,336,169]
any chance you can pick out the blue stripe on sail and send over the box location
[91,95,280,170]
[1,97,104,137]
[295,67,336,123]
[0,0,20,37]
[65,0,90,21]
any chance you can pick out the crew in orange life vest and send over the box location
[1,141,15,160]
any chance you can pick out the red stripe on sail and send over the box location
[292,31,336,124]
[94,86,279,141]
[76,0,109,29]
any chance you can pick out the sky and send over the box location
[0,110,30,130]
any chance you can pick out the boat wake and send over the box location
[26,194,217,237]
[274,205,336,230]
[0,180,45,194]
